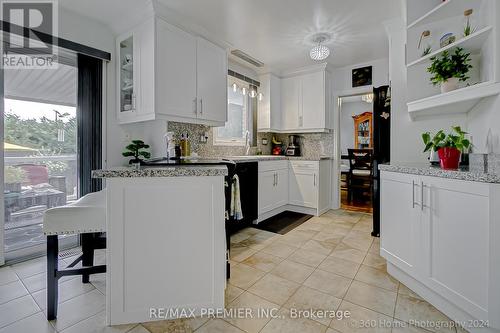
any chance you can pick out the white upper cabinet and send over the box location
[261,66,332,133]
[196,37,228,124]
[116,17,228,126]
[155,19,197,121]
[281,76,301,131]
[300,71,326,130]
[257,73,281,132]
[117,19,156,124]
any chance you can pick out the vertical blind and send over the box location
[77,54,102,196]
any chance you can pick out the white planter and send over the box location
[440,77,459,93]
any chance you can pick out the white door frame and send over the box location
[332,88,373,210]
[0,67,5,266]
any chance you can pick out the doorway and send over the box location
[338,93,374,213]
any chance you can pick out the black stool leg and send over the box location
[47,235,59,320]
[81,233,94,283]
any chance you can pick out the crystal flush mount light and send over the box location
[310,33,331,61]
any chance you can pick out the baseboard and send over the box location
[387,263,499,333]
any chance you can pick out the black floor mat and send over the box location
[255,211,313,235]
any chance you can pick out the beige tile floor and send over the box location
[0,210,463,333]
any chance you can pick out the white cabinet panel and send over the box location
[422,176,489,319]
[156,19,197,120]
[106,176,225,325]
[258,73,281,131]
[196,37,228,123]
[258,170,279,215]
[281,77,300,130]
[258,161,289,215]
[275,168,289,208]
[289,162,319,209]
[301,71,325,129]
[380,172,419,274]
[289,170,317,208]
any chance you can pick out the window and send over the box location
[214,76,257,146]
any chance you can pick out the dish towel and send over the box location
[231,174,244,220]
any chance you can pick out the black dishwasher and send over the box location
[224,161,258,278]
[226,161,258,234]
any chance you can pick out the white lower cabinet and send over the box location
[258,161,289,215]
[381,171,500,332]
[289,162,318,208]
[288,160,331,214]
[258,160,331,219]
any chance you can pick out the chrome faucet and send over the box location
[245,130,251,156]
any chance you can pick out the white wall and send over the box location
[384,18,467,164]
[467,96,500,153]
[332,58,389,95]
[340,100,372,155]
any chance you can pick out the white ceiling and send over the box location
[60,0,402,73]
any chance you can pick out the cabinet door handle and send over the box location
[200,98,203,115]
[412,180,420,208]
[314,173,316,186]
[193,98,198,115]
[421,181,428,211]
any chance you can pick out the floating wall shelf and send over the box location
[407,26,492,67]
[408,0,480,29]
[407,82,500,119]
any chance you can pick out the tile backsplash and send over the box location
[167,121,334,160]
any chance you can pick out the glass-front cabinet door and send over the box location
[118,35,135,114]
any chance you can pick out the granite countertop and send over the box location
[92,165,228,178]
[221,155,333,162]
[379,163,500,184]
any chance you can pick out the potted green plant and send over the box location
[122,140,151,166]
[4,166,27,192]
[422,126,471,170]
[427,48,472,93]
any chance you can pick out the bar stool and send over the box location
[43,189,107,320]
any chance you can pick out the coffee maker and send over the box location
[285,135,301,156]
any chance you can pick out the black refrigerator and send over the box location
[371,85,391,237]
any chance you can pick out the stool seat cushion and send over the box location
[43,189,106,235]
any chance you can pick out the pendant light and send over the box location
[249,88,257,98]
[310,33,331,61]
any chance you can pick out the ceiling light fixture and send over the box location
[310,33,331,61]
[249,89,257,98]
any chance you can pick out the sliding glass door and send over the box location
[2,48,79,262]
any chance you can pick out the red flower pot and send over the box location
[437,147,461,170]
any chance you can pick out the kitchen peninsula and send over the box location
[92,165,228,325]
